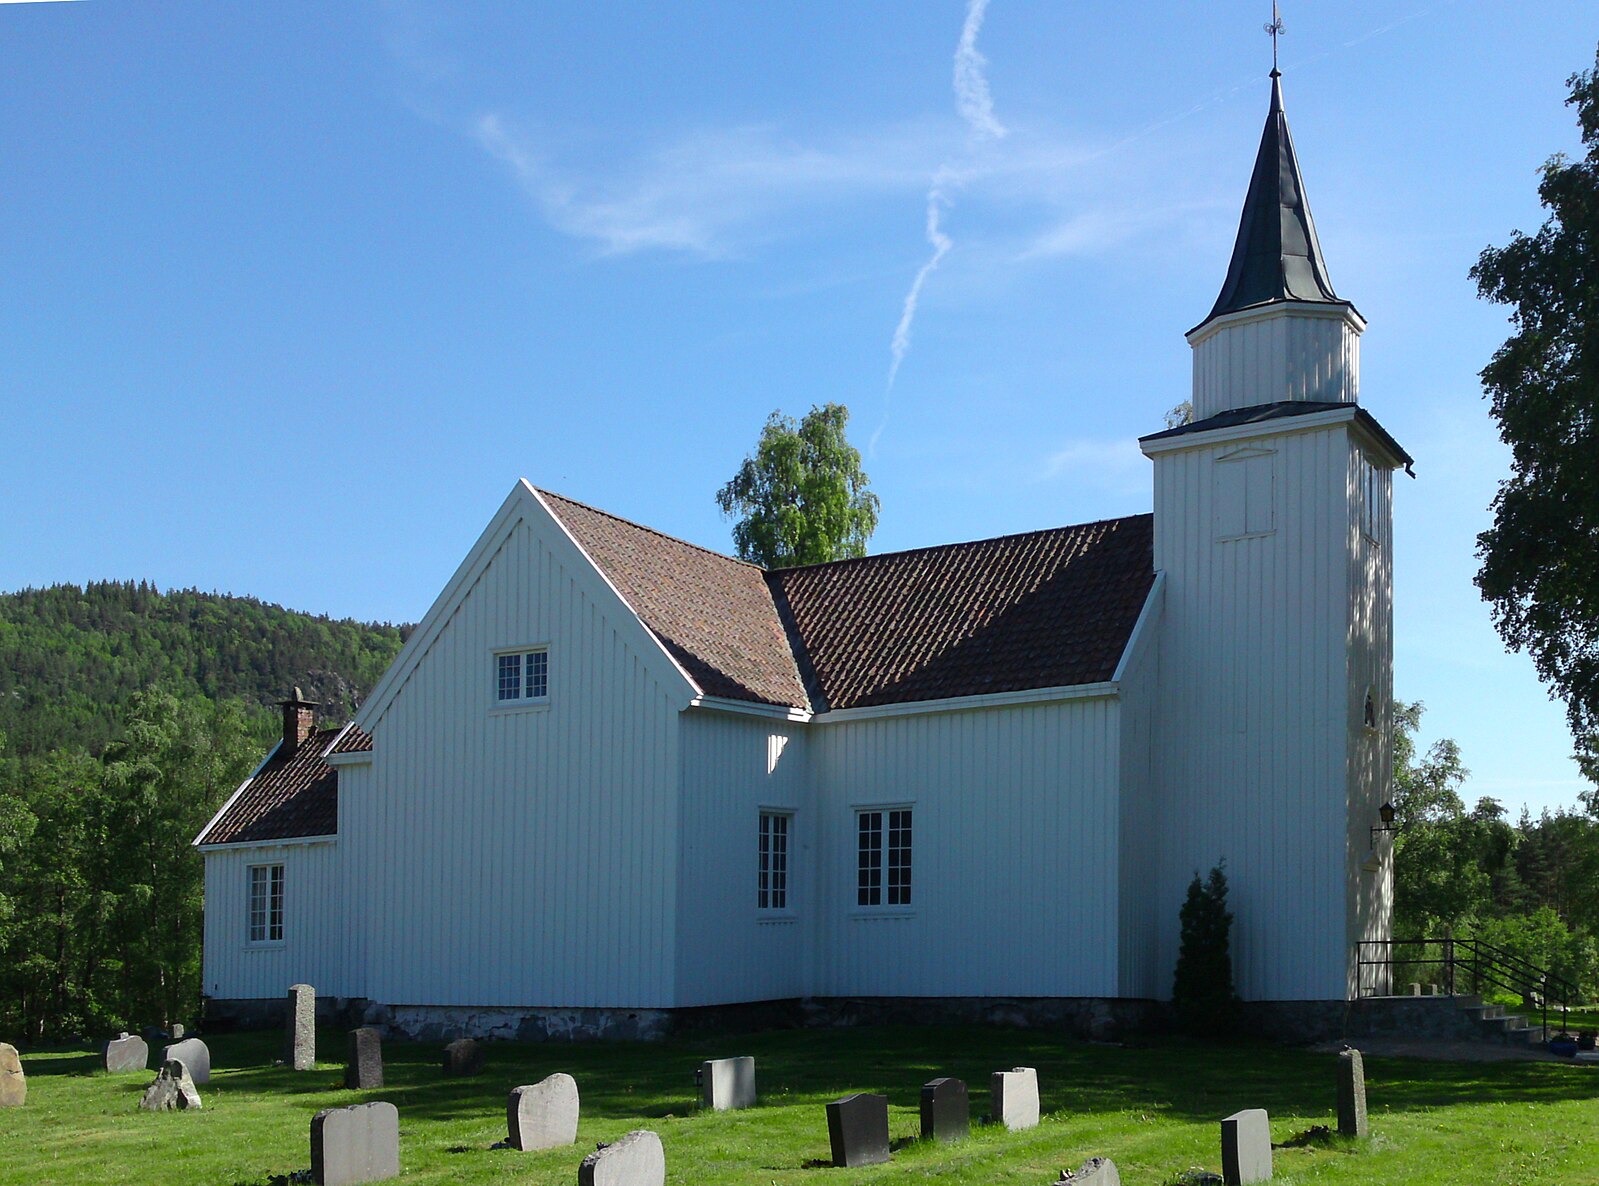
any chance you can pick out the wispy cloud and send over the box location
[1037,438,1149,493]
[953,0,1006,141]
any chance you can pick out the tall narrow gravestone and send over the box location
[104,1032,149,1074]
[312,1101,401,1186]
[920,1077,969,1142]
[699,1056,755,1111]
[508,1072,580,1151]
[826,1093,890,1168]
[0,1043,24,1107]
[991,1067,1040,1131]
[1221,1108,1272,1185]
[346,1028,384,1090]
[1336,1048,1368,1138]
[288,984,316,1071]
[162,1038,211,1085]
[578,1129,665,1186]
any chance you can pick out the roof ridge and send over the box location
[535,486,766,573]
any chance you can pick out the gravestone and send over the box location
[104,1032,149,1074]
[0,1043,24,1107]
[991,1066,1040,1131]
[162,1037,211,1085]
[1408,983,1421,996]
[170,1023,185,1040]
[919,1077,969,1142]
[826,1092,890,1168]
[1220,1108,1272,1185]
[578,1129,665,1186]
[312,1100,400,1186]
[1336,1048,1368,1138]
[699,1056,755,1111]
[139,1058,202,1111]
[508,1072,580,1151]
[288,984,316,1071]
[1055,1158,1120,1186]
[442,1037,484,1076]
[346,1028,384,1090]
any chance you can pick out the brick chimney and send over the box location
[279,686,318,752]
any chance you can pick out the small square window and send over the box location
[494,649,549,704]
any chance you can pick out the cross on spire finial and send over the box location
[1264,1,1285,74]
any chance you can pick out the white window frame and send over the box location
[853,804,914,913]
[492,645,551,711]
[757,809,794,917]
[246,862,285,946]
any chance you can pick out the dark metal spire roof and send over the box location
[1202,70,1341,325]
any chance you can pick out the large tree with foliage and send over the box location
[1471,51,1599,773]
[716,403,880,569]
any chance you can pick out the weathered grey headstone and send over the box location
[170,1023,185,1040]
[1055,1157,1120,1186]
[826,1092,890,1168]
[345,1027,383,1090]
[0,1043,24,1107]
[312,1100,400,1186]
[578,1129,664,1186]
[1408,982,1421,996]
[919,1077,969,1142]
[287,984,316,1071]
[162,1037,211,1085]
[1221,1108,1272,1185]
[1336,1048,1368,1138]
[139,1058,202,1111]
[699,1056,755,1111]
[508,1072,580,1151]
[104,1032,149,1074]
[442,1037,484,1076]
[991,1066,1039,1131]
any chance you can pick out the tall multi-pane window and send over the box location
[758,812,790,910]
[857,808,912,907]
[496,649,549,703]
[248,863,284,943]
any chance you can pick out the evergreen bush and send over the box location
[1172,862,1239,1033]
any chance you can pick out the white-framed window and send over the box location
[248,863,284,944]
[495,647,550,704]
[1359,457,1383,543]
[1213,448,1275,541]
[857,807,912,907]
[758,811,791,910]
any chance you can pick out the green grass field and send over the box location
[3,1024,1597,1186]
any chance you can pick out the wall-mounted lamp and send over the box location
[1369,801,1397,844]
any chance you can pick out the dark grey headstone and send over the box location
[312,1100,400,1186]
[919,1077,969,1142]
[287,984,316,1071]
[991,1066,1039,1130]
[826,1092,890,1168]
[0,1043,24,1107]
[442,1037,484,1076]
[578,1129,664,1186]
[162,1038,211,1085]
[508,1072,580,1151]
[1336,1049,1367,1138]
[346,1028,383,1090]
[104,1032,149,1074]
[1221,1108,1272,1185]
[699,1056,755,1110]
[139,1058,201,1111]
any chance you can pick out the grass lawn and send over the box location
[4,1024,1597,1186]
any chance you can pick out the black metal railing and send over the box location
[1355,937,1577,1041]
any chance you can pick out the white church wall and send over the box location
[201,841,350,1001]
[1116,581,1165,1000]
[1150,423,1355,1002]
[675,711,811,1006]
[809,697,1122,999]
[342,511,686,1010]
[1189,304,1361,418]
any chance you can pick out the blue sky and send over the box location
[3,1,1595,816]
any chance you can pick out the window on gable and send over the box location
[758,811,790,910]
[495,648,550,704]
[1214,449,1275,540]
[248,863,284,944]
[857,807,912,907]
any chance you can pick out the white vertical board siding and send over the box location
[201,843,347,1000]
[1151,424,1353,1001]
[1191,308,1361,418]
[675,712,810,1006]
[344,515,684,1009]
[810,699,1121,999]
[1116,590,1164,1000]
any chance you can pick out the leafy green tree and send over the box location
[1471,51,1599,774]
[716,403,880,569]
[1171,863,1238,1034]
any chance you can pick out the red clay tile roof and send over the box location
[771,515,1155,710]
[540,490,811,708]
[196,724,370,846]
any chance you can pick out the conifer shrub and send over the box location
[1172,862,1239,1034]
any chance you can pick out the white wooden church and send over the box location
[196,71,1407,1039]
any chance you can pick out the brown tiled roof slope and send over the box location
[196,725,370,846]
[540,490,811,708]
[772,515,1155,710]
